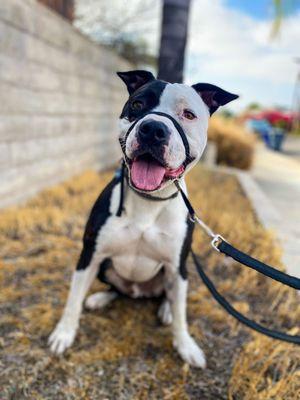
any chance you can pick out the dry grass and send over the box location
[208,117,256,170]
[0,166,299,399]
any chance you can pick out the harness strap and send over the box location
[150,111,191,159]
[132,189,179,202]
[123,111,191,159]
[116,160,126,217]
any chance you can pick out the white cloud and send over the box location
[75,0,299,111]
[185,0,300,110]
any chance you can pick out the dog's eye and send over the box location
[183,109,196,120]
[131,100,144,111]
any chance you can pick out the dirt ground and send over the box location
[0,166,299,399]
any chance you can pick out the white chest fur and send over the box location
[95,183,188,282]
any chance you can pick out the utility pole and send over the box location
[158,0,191,83]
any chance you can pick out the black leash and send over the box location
[218,240,300,290]
[116,110,300,344]
[191,251,300,344]
[174,181,300,344]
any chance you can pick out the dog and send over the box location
[48,70,238,367]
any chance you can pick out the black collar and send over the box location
[130,187,179,201]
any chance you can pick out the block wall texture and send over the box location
[0,0,131,208]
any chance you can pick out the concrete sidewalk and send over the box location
[251,141,300,277]
[282,135,300,163]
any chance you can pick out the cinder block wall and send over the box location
[0,0,131,208]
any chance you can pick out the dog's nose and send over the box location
[138,120,170,145]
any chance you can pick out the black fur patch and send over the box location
[97,258,113,284]
[120,80,167,122]
[76,176,120,270]
[179,217,195,279]
[97,258,126,295]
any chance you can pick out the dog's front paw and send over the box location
[48,322,77,355]
[174,333,206,368]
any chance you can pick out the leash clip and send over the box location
[211,234,225,252]
[188,213,196,223]
[175,179,225,252]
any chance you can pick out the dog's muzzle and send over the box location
[120,111,192,192]
[137,119,170,147]
[122,111,190,159]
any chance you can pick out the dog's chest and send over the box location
[98,205,186,282]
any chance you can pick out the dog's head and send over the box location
[118,70,238,193]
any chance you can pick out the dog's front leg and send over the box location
[164,269,206,368]
[48,250,102,354]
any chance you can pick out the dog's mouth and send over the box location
[129,154,185,192]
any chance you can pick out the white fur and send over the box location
[158,299,172,325]
[95,184,187,282]
[49,83,209,367]
[126,114,186,169]
[49,180,206,367]
[125,83,209,170]
[48,255,102,354]
[85,291,117,310]
[164,270,206,368]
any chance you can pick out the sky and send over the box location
[76,0,300,112]
[226,0,299,19]
[185,0,300,111]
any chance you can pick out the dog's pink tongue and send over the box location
[131,158,166,191]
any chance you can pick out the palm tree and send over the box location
[158,0,191,83]
[271,0,299,36]
[271,0,284,36]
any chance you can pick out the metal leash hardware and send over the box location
[175,179,300,291]
[175,179,300,343]
[174,180,224,252]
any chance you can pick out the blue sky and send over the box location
[226,0,300,19]
[185,0,300,111]
[226,0,274,19]
[76,0,300,112]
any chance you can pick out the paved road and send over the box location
[282,135,300,163]
[251,137,300,277]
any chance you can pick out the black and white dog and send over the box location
[49,70,238,367]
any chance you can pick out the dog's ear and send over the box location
[192,83,239,115]
[117,70,155,95]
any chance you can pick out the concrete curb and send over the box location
[235,170,281,231]
[207,164,299,278]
